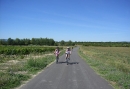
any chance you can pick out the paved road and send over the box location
[20,47,113,89]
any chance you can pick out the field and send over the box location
[0,46,64,89]
[79,46,130,89]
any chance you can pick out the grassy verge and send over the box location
[78,46,130,89]
[0,49,65,89]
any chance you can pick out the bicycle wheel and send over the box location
[56,56,58,64]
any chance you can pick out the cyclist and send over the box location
[65,47,71,61]
[54,47,60,63]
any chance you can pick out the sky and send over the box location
[0,0,130,42]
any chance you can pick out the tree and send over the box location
[0,39,7,45]
[68,40,72,46]
[54,42,58,46]
[48,39,55,46]
[23,38,30,45]
[31,38,35,45]
[60,40,65,46]
[14,38,20,45]
[45,38,49,45]
[7,38,14,45]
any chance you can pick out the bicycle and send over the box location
[56,55,59,64]
[54,49,60,64]
[66,53,70,65]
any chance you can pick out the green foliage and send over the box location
[0,37,130,47]
[59,40,75,46]
[0,38,55,46]
[0,46,63,55]
[82,42,130,47]
[26,56,55,72]
[0,72,30,89]
[0,55,58,89]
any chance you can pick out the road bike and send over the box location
[55,53,59,64]
[66,53,70,65]
[56,55,59,64]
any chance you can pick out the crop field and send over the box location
[0,46,64,89]
[79,46,130,89]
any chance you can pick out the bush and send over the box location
[0,72,30,89]
[26,56,55,72]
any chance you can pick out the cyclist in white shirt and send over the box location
[65,47,71,61]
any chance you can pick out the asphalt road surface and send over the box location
[20,47,113,89]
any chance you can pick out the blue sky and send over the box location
[0,0,130,42]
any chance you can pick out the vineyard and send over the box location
[0,46,63,55]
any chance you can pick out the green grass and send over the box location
[78,46,130,89]
[0,72,30,89]
[0,47,65,89]
[26,55,55,73]
[0,55,56,89]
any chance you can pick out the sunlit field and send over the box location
[0,46,65,89]
[79,46,130,89]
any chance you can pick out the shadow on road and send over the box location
[57,61,79,65]
[58,61,66,64]
[67,62,79,65]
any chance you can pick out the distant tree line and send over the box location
[0,38,75,46]
[0,38,130,47]
[0,38,55,46]
[82,42,130,47]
